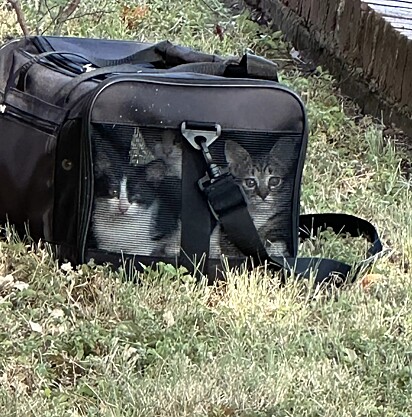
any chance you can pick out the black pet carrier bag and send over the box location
[0,36,383,284]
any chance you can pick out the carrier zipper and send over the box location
[1,103,58,134]
[78,96,97,261]
[19,49,83,81]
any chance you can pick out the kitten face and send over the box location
[210,140,290,259]
[152,131,182,178]
[92,160,155,255]
[154,131,175,157]
[92,147,181,256]
[94,152,144,216]
[224,140,286,209]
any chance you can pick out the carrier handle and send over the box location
[79,41,278,81]
[33,37,225,67]
[32,50,96,73]
[32,51,92,79]
[165,54,279,81]
[54,54,278,107]
[74,40,223,68]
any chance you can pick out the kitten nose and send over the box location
[258,189,269,200]
[118,198,130,214]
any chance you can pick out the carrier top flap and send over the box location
[1,36,278,110]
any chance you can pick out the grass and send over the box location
[1,0,412,415]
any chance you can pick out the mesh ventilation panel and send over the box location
[207,131,302,259]
[88,123,182,258]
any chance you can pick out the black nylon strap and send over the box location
[202,175,383,285]
[299,213,383,257]
[279,256,352,285]
[201,174,273,262]
[167,54,278,82]
[83,40,224,68]
[179,142,211,275]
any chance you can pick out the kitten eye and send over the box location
[268,177,282,190]
[110,189,119,198]
[244,178,257,188]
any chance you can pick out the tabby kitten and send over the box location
[143,158,182,255]
[210,140,290,258]
[152,130,182,178]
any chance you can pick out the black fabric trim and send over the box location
[179,141,212,275]
[84,249,258,283]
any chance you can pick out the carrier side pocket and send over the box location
[0,89,65,241]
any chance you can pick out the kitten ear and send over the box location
[94,151,111,178]
[162,130,175,143]
[268,140,291,175]
[268,139,297,157]
[225,140,252,167]
[268,140,283,157]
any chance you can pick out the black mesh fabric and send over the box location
[207,131,301,259]
[87,123,182,259]
[86,124,301,262]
